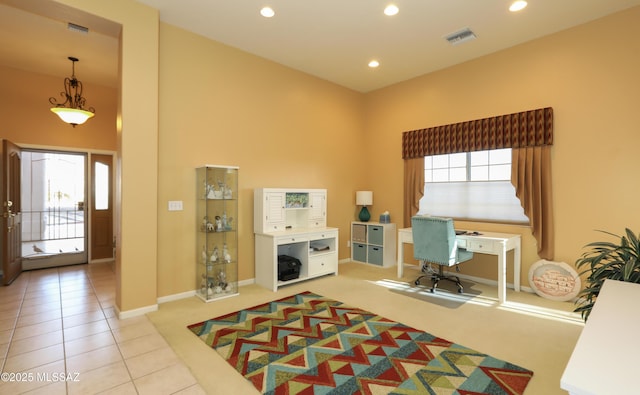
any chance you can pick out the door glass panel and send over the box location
[95,162,109,210]
[21,150,86,261]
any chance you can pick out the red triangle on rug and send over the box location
[334,363,354,376]
[353,325,371,335]
[480,366,533,395]
[248,371,265,392]
[395,331,413,341]
[407,346,432,362]
[324,338,342,349]
[378,366,404,383]
[288,353,307,367]
[368,346,387,356]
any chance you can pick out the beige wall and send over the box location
[156,24,365,296]
[365,6,640,284]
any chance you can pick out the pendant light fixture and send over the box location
[49,56,95,127]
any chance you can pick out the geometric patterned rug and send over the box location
[187,291,533,394]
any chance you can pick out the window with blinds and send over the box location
[419,148,529,224]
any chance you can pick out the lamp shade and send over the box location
[356,191,373,206]
[50,107,94,126]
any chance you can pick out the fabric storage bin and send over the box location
[367,245,383,266]
[353,243,367,262]
[368,225,384,245]
[352,224,367,243]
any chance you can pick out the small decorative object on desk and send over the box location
[379,211,390,223]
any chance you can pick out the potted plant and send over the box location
[574,228,640,321]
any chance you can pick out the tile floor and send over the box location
[0,262,204,395]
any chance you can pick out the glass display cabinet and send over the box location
[196,165,239,301]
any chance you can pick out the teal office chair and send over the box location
[411,216,474,293]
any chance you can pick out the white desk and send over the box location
[561,280,638,395]
[397,227,521,303]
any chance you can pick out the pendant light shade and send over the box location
[49,57,95,127]
[50,108,94,125]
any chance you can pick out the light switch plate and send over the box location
[168,200,183,211]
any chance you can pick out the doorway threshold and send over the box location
[23,250,86,270]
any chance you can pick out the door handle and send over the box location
[4,201,13,231]
[3,200,14,218]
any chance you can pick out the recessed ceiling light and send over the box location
[260,7,275,18]
[384,4,399,16]
[509,1,527,12]
[368,60,380,68]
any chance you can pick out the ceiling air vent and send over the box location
[444,28,476,46]
[67,22,89,35]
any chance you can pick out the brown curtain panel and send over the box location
[402,107,554,259]
[511,146,554,260]
[403,157,424,228]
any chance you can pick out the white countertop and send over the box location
[561,279,640,395]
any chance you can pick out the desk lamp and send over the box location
[356,191,373,222]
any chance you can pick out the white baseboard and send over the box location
[149,270,535,309]
[157,290,196,304]
[451,272,535,293]
[155,278,256,305]
[238,278,255,287]
[117,303,158,319]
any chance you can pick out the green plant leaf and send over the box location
[573,229,640,321]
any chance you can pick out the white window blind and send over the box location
[419,149,529,224]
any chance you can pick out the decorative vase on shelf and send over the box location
[358,206,371,222]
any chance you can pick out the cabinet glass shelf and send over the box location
[196,165,239,302]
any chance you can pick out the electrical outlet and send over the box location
[347,240,351,248]
[168,200,183,211]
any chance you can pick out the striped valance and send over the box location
[402,107,553,159]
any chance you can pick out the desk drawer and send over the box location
[466,239,499,254]
[276,235,309,245]
[308,253,337,276]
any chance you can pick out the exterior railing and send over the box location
[22,208,85,242]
